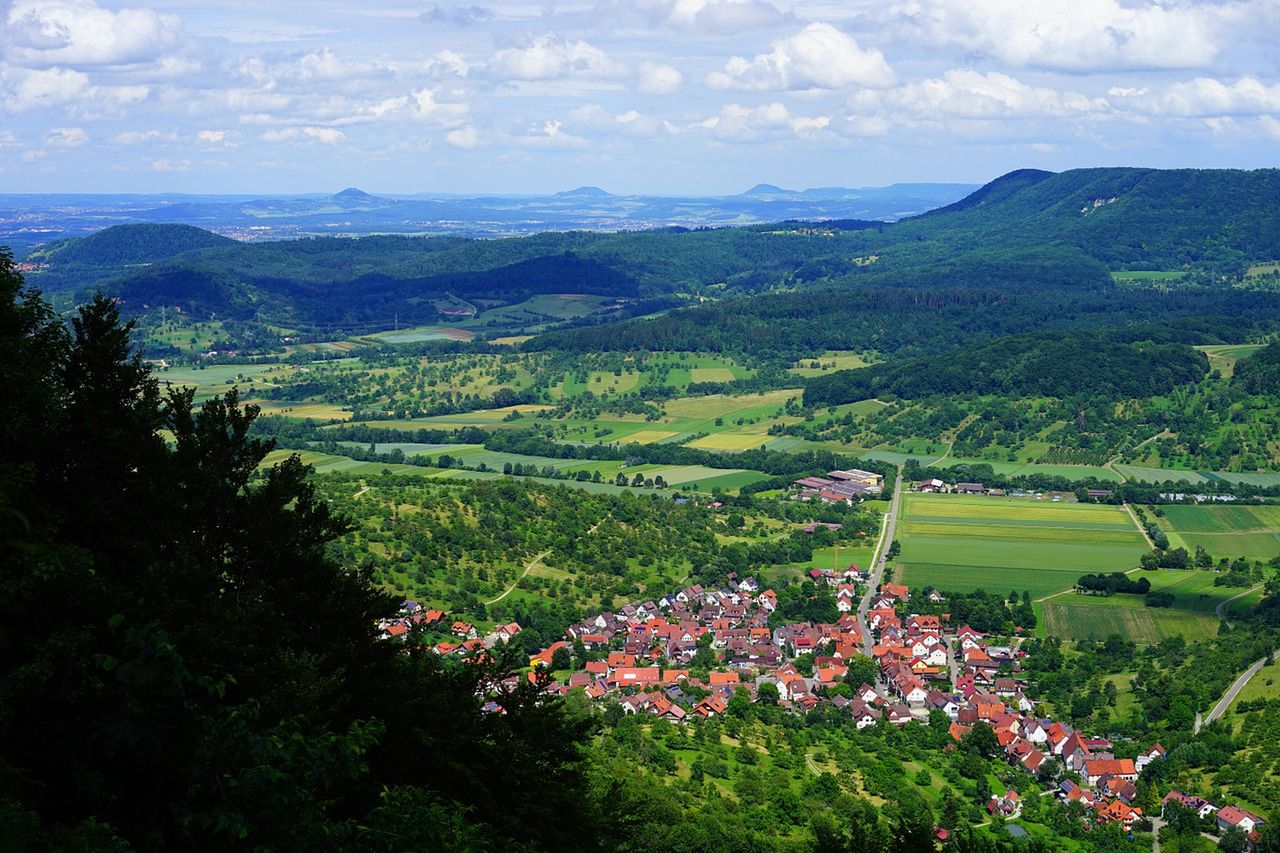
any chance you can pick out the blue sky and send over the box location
[2,0,1278,194]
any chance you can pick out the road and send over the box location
[1215,583,1263,622]
[857,473,903,656]
[484,550,551,605]
[1106,430,1169,482]
[1196,648,1280,732]
[1123,503,1157,549]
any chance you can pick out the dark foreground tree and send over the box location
[0,254,597,851]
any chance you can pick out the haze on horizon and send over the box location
[2,0,1278,196]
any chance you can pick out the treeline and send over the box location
[910,589,1037,634]
[1076,572,1151,595]
[901,458,1280,499]
[803,331,1208,407]
[1234,339,1280,395]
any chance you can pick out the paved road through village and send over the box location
[858,473,903,657]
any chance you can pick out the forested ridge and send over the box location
[802,332,1210,406]
[24,167,1280,337]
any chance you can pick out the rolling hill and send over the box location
[21,167,1280,339]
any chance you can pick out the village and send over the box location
[378,564,1265,847]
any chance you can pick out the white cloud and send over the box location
[0,130,21,147]
[1135,77,1280,117]
[196,129,227,143]
[706,23,895,92]
[566,103,662,137]
[880,69,1110,119]
[6,66,89,110]
[518,117,589,148]
[889,0,1223,72]
[150,157,189,171]
[261,126,345,144]
[6,0,182,68]
[112,129,176,144]
[645,0,787,33]
[422,5,493,27]
[446,125,479,148]
[45,126,88,147]
[488,34,624,82]
[413,88,469,126]
[699,101,793,141]
[1259,116,1280,140]
[840,115,889,136]
[790,114,830,134]
[637,62,682,95]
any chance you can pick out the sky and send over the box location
[1,0,1279,195]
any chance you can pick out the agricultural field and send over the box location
[1110,270,1187,283]
[154,363,280,400]
[787,351,873,377]
[1038,570,1256,643]
[1196,343,1264,378]
[894,493,1149,600]
[362,325,474,344]
[1145,504,1280,561]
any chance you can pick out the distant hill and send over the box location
[737,183,792,197]
[330,187,384,207]
[29,224,234,268]
[554,186,613,199]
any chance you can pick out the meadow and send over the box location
[1148,504,1280,561]
[1038,570,1254,643]
[894,493,1149,600]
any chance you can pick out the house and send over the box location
[384,622,409,640]
[1097,799,1143,831]
[1163,791,1218,820]
[955,482,985,494]
[917,478,946,493]
[451,620,477,639]
[1217,806,1264,835]
[496,622,522,642]
[1135,743,1165,773]
[1084,758,1136,785]
[610,667,662,688]
[709,671,741,686]
[694,695,729,718]
[883,583,910,601]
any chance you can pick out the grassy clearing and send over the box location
[896,494,1148,600]
[1196,344,1264,378]
[787,351,873,377]
[1111,270,1187,282]
[1041,601,1218,643]
[1038,570,1258,643]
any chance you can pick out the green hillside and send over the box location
[29,223,235,267]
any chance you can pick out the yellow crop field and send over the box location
[690,367,736,383]
[686,432,771,450]
[618,430,679,444]
[249,400,352,421]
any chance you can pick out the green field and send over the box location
[895,494,1149,600]
[1039,570,1262,643]
[787,351,873,377]
[1196,343,1264,378]
[1111,270,1187,282]
[1148,504,1280,561]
